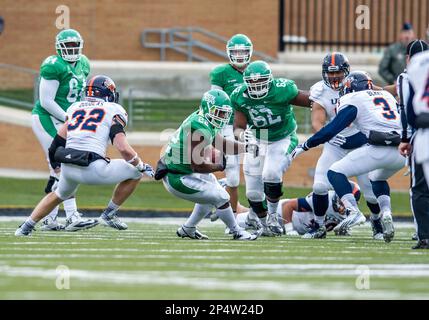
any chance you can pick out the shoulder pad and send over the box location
[309,81,325,101]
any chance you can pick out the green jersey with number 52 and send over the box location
[230,78,299,142]
[32,54,90,119]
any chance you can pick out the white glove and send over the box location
[329,134,347,147]
[291,143,308,159]
[136,161,155,178]
[284,223,299,236]
[241,127,257,144]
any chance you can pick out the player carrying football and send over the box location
[154,89,259,240]
[31,28,97,231]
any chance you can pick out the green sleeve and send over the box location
[280,79,299,103]
[209,66,224,87]
[40,57,63,81]
[80,55,91,77]
[230,86,243,112]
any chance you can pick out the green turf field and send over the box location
[0,178,412,216]
[0,218,428,299]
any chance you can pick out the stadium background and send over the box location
[1,0,428,192]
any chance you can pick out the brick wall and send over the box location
[0,0,279,70]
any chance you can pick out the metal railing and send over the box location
[0,64,39,109]
[280,0,429,52]
[141,26,278,62]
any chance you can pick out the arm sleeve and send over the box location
[378,48,395,84]
[39,77,67,122]
[306,105,358,148]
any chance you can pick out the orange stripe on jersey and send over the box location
[87,76,96,97]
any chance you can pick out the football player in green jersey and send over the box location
[31,29,97,232]
[157,89,259,240]
[209,34,252,215]
[231,60,311,236]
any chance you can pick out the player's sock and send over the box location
[341,193,359,211]
[216,206,240,233]
[313,193,329,219]
[367,201,381,220]
[46,206,59,221]
[314,215,325,226]
[327,170,353,199]
[103,199,120,218]
[63,198,78,219]
[21,217,36,232]
[267,199,279,217]
[370,180,391,214]
[184,204,213,228]
[377,195,392,214]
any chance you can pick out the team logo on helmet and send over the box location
[203,92,216,105]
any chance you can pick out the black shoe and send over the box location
[412,233,418,241]
[302,222,327,239]
[370,216,384,240]
[412,239,429,249]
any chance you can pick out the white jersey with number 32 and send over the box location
[337,90,401,136]
[65,100,128,157]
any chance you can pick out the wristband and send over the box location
[127,154,139,164]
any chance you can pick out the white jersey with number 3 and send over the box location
[337,90,401,136]
[65,99,128,157]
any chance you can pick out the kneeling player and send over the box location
[236,181,361,237]
[15,75,154,236]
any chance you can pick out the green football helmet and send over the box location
[226,34,253,67]
[199,89,232,129]
[55,29,84,62]
[243,60,273,99]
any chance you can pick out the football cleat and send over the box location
[244,212,262,230]
[285,229,300,237]
[14,223,34,237]
[412,239,429,249]
[266,213,283,236]
[40,217,65,231]
[302,223,327,239]
[333,208,366,234]
[176,225,209,240]
[232,228,258,241]
[370,216,384,240]
[100,213,127,230]
[381,212,395,243]
[412,233,418,241]
[334,227,352,236]
[65,214,99,232]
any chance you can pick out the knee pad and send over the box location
[264,182,283,199]
[44,176,58,194]
[248,199,267,215]
[312,181,329,195]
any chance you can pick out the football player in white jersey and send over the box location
[235,181,361,236]
[293,71,406,242]
[308,52,381,239]
[15,75,154,236]
[407,50,429,249]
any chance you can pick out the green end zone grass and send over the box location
[0,178,412,216]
